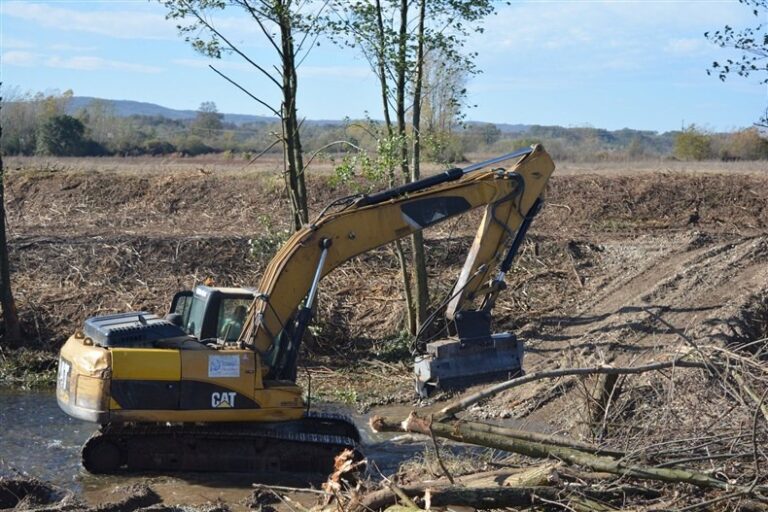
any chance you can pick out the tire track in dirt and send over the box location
[481,230,768,431]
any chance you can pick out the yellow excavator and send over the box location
[56,145,555,475]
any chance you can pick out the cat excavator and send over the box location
[56,145,555,476]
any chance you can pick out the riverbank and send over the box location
[3,158,768,509]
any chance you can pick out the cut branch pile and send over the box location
[290,345,768,511]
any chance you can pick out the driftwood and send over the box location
[371,412,763,493]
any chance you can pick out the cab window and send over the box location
[184,296,207,338]
[172,295,193,328]
[217,298,251,341]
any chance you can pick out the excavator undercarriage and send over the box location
[81,412,359,475]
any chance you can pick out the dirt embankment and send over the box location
[3,160,768,510]
[3,165,768,390]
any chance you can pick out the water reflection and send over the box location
[0,390,427,498]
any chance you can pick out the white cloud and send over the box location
[50,43,98,52]
[45,56,163,73]
[3,2,177,40]
[2,36,35,49]
[2,50,39,67]
[665,38,709,56]
[2,49,162,73]
[474,1,754,55]
[2,1,266,42]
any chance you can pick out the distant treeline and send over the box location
[2,91,767,162]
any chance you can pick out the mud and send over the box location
[3,157,768,509]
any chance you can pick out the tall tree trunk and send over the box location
[394,0,421,334]
[410,0,429,330]
[375,0,416,334]
[395,0,409,183]
[0,111,21,344]
[279,2,307,231]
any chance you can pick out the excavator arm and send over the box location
[239,145,555,382]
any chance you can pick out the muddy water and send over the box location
[0,390,91,488]
[0,391,430,508]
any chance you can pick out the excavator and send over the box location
[56,145,555,476]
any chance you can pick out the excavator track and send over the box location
[82,412,361,476]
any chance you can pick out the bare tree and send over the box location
[0,91,21,343]
[328,0,497,333]
[162,0,323,230]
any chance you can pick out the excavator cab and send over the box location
[169,285,255,342]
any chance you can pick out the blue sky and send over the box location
[1,0,766,132]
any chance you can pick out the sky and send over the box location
[1,0,766,132]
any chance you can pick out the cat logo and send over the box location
[211,391,237,408]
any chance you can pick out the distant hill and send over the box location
[67,97,531,130]
[67,96,277,125]
[465,121,531,134]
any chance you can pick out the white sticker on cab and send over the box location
[208,355,240,378]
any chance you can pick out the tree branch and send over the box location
[178,0,282,88]
[208,65,280,116]
[436,356,711,420]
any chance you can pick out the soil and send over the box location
[2,155,768,510]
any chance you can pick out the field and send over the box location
[2,154,768,510]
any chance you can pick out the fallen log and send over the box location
[452,418,624,457]
[355,483,618,512]
[371,412,761,493]
[461,462,558,488]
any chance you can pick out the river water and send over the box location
[0,390,92,489]
[0,390,431,506]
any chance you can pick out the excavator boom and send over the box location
[240,145,554,388]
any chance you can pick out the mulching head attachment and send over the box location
[413,311,524,397]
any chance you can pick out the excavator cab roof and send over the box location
[192,284,256,297]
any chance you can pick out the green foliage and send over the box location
[331,386,358,405]
[706,0,767,125]
[248,214,291,261]
[424,131,464,163]
[6,91,768,162]
[1,89,71,155]
[192,101,224,135]
[627,137,646,159]
[144,139,177,155]
[0,349,58,389]
[674,125,714,161]
[36,115,89,156]
[330,122,399,190]
[176,135,214,156]
[372,330,413,363]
